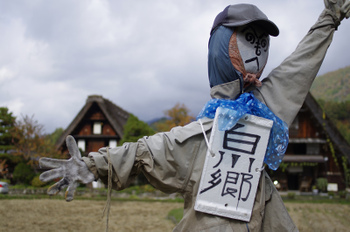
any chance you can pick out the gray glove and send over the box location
[39,135,95,201]
[324,0,350,21]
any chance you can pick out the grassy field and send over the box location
[286,202,350,232]
[0,199,182,232]
[1,197,350,232]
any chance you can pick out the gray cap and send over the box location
[211,4,279,36]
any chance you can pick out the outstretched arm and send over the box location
[39,135,95,201]
[255,0,350,126]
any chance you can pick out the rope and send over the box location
[102,147,112,232]
[244,73,262,87]
[198,119,215,157]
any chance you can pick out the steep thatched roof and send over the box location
[56,95,130,149]
[305,92,350,164]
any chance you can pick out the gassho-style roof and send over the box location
[56,95,130,149]
[303,92,350,165]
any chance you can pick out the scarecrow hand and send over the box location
[324,0,350,22]
[39,135,95,201]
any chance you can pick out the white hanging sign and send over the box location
[195,107,273,222]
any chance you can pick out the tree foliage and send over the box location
[120,114,155,144]
[0,107,16,154]
[11,115,61,169]
[0,108,63,182]
[311,65,350,102]
[12,162,36,185]
[154,103,195,132]
[0,159,8,179]
[46,127,64,145]
[318,100,350,121]
[318,100,350,144]
[310,66,350,144]
[0,107,16,179]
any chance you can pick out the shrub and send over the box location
[287,192,296,199]
[13,163,35,185]
[328,191,335,197]
[0,179,11,184]
[31,175,46,187]
[316,178,328,192]
[338,190,347,199]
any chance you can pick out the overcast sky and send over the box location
[1,0,350,134]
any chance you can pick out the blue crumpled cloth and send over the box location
[197,92,289,170]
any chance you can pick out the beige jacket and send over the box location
[83,9,337,232]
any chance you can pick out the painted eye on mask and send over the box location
[229,25,270,77]
[243,29,269,57]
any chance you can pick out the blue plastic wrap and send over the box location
[197,92,289,170]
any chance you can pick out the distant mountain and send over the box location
[311,65,350,102]
[147,117,168,131]
[146,117,168,125]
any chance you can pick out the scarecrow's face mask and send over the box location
[229,24,270,87]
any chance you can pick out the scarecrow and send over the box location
[40,2,350,231]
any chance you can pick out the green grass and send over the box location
[167,207,183,224]
[1,184,184,203]
[166,194,350,226]
[4,183,350,205]
[0,192,184,203]
[281,194,350,204]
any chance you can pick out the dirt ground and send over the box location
[1,199,350,231]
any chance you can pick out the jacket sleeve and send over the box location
[254,9,338,126]
[83,119,212,193]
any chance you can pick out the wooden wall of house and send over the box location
[87,140,106,153]
[60,103,121,156]
[90,111,105,120]
[103,124,116,135]
[290,110,321,139]
[76,122,116,136]
[285,106,347,191]
[78,124,91,135]
[74,105,117,137]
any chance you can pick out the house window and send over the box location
[77,139,86,152]
[93,122,102,134]
[109,140,117,148]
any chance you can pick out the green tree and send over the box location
[154,103,195,132]
[11,115,61,169]
[46,127,64,145]
[120,114,155,144]
[317,100,350,144]
[0,107,16,155]
[0,107,17,179]
[12,162,35,185]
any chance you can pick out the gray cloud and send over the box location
[1,0,350,133]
